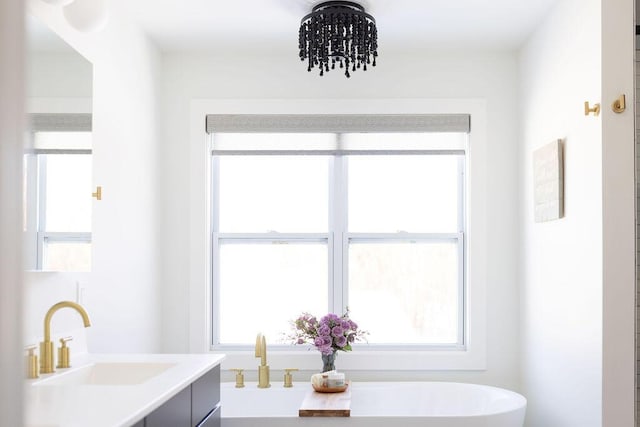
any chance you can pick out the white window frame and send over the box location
[24,148,92,271]
[210,151,466,350]
[188,99,487,371]
[24,113,92,271]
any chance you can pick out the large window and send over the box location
[210,121,468,350]
[24,114,92,271]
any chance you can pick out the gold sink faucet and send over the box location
[255,333,270,388]
[40,301,91,374]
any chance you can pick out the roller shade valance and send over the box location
[29,113,92,132]
[205,114,470,134]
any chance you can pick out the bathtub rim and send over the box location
[221,380,527,418]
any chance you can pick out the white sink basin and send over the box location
[34,362,176,386]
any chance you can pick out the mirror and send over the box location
[25,15,93,272]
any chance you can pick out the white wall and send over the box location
[519,0,603,425]
[26,49,92,115]
[0,0,24,425]
[159,50,522,387]
[26,1,163,353]
[26,51,91,98]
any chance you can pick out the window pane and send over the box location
[34,131,91,150]
[217,156,328,232]
[43,154,92,232]
[218,242,328,344]
[213,133,335,152]
[348,155,461,232]
[43,240,91,272]
[341,132,466,152]
[348,241,459,344]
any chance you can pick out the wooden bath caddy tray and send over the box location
[299,381,351,417]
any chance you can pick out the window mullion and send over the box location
[458,154,466,233]
[211,155,220,347]
[37,155,47,230]
[458,234,465,347]
[36,155,48,270]
[458,153,466,346]
[24,154,38,270]
[25,154,38,232]
[40,232,91,241]
[331,151,347,314]
[216,233,328,242]
[347,232,462,241]
[211,156,220,232]
[211,232,221,347]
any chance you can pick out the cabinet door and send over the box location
[145,385,191,427]
[196,405,220,427]
[191,366,220,427]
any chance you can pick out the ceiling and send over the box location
[122,0,560,53]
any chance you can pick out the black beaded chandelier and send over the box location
[298,1,378,78]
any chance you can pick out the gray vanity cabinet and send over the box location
[195,407,220,427]
[145,386,192,427]
[191,365,220,427]
[140,365,221,427]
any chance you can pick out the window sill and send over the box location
[211,347,485,371]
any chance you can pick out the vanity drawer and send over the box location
[126,364,221,427]
[196,404,221,427]
[191,365,220,427]
[145,385,191,427]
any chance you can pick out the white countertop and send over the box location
[25,353,225,427]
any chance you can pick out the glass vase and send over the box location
[321,351,336,372]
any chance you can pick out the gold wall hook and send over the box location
[611,94,626,113]
[584,101,600,116]
[92,186,102,200]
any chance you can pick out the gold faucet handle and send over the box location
[25,345,39,379]
[230,368,245,388]
[56,336,73,369]
[283,368,298,388]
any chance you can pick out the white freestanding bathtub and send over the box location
[221,381,526,427]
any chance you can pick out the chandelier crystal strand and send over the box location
[299,1,378,78]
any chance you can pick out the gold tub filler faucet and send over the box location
[40,301,91,374]
[255,333,270,388]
